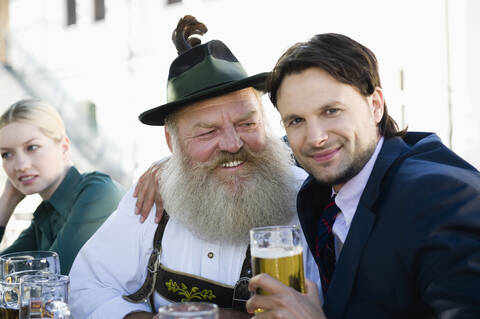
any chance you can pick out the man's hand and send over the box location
[246,274,326,319]
[133,162,165,223]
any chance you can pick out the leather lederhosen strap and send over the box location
[123,212,170,305]
[123,212,252,313]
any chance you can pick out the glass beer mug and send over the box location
[0,251,60,280]
[19,274,70,319]
[249,225,305,295]
[0,277,21,319]
[0,270,50,319]
[156,302,218,319]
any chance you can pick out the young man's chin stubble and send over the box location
[308,140,377,188]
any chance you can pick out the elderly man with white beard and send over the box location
[68,16,320,319]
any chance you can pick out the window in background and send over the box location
[94,0,105,22]
[66,0,76,26]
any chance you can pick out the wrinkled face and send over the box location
[277,67,384,191]
[0,122,70,199]
[167,88,267,186]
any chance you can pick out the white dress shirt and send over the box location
[332,137,384,257]
[69,166,321,319]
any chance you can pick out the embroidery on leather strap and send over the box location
[156,262,233,307]
[165,279,216,302]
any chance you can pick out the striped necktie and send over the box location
[315,195,340,295]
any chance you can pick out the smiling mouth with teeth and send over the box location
[221,160,245,168]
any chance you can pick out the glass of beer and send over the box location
[250,225,305,295]
[0,251,60,280]
[18,274,70,319]
[156,302,218,319]
[0,270,51,319]
[0,277,20,319]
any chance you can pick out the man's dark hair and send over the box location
[267,33,405,138]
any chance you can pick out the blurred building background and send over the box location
[0,0,479,248]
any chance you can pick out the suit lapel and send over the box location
[297,176,331,260]
[323,205,375,317]
[323,137,409,318]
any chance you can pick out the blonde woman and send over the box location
[0,99,123,274]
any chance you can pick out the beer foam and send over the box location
[251,246,303,259]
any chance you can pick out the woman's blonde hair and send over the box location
[0,99,66,142]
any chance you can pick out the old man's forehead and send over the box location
[174,87,263,120]
[190,87,261,108]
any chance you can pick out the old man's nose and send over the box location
[219,127,243,153]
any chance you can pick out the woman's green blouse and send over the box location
[0,166,124,274]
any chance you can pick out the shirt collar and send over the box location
[47,166,82,218]
[334,137,384,228]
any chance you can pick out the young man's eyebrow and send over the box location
[282,101,343,123]
[281,113,301,124]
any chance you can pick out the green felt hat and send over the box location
[139,16,269,126]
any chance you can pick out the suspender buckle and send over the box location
[232,277,251,311]
[147,248,160,274]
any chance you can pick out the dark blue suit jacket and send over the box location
[297,132,480,318]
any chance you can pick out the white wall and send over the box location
[448,0,480,168]
[6,0,480,182]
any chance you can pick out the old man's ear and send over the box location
[164,127,173,152]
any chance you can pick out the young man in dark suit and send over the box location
[247,33,480,319]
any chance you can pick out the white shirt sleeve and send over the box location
[69,185,158,319]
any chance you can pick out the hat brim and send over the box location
[139,72,270,126]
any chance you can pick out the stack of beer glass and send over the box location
[0,251,71,319]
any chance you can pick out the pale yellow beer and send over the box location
[252,246,305,295]
[250,225,306,313]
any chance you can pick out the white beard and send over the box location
[159,132,298,244]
